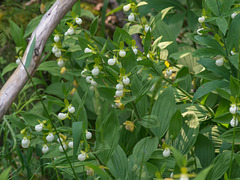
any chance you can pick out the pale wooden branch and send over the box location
[0,0,78,120]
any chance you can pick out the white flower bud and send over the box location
[64,31,68,36]
[119,50,126,57]
[115,90,124,97]
[122,76,130,85]
[92,67,99,76]
[75,17,82,25]
[84,47,92,53]
[42,144,49,154]
[67,27,74,35]
[128,13,135,22]
[59,143,67,152]
[116,83,124,90]
[163,148,171,157]
[86,76,92,83]
[230,117,238,127]
[132,47,138,55]
[180,174,189,180]
[35,124,43,132]
[46,133,54,142]
[123,4,131,11]
[108,58,116,66]
[21,137,30,148]
[198,16,205,23]
[54,35,60,43]
[231,12,238,19]
[57,59,65,67]
[166,69,172,77]
[86,131,92,139]
[16,58,21,65]
[52,45,58,53]
[68,106,75,113]
[197,28,204,35]
[58,112,67,120]
[78,153,86,161]
[229,104,238,114]
[68,141,73,148]
[137,57,142,61]
[144,25,151,33]
[55,49,61,58]
[215,58,224,66]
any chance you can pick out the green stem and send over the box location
[229,124,236,179]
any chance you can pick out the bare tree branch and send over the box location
[0,0,78,120]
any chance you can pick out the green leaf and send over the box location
[21,112,45,126]
[133,136,158,162]
[138,115,159,128]
[72,122,83,163]
[25,36,36,68]
[1,63,17,76]
[151,86,176,139]
[72,0,81,16]
[212,112,232,124]
[193,47,223,58]
[171,147,187,168]
[220,127,240,143]
[216,17,228,35]
[192,80,229,103]
[24,15,42,38]
[205,0,219,16]
[9,19,25,47]
[161,6,174,20]
[207,151,231,180]
[158,41,173,50]
[168,109,182,140]
[216,88,231,100]
[90,16,99,36]
[173,111,199,154]
[0,167,11,180]
[194,165,213,180]
[221,0,236,15]
[230,75,240,97]
[174,66,191,93]
[195,134,215,168]
[144,30,151,54]
[85,164,111,179]
[107,145,128,179]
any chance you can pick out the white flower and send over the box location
[116,83,124,90]
[91,80,97,86]
[81,69,87,77]
[46,133,54,142]
[54,35,60,43]
[86,131,92,139]
[92,67,99,76]
[231,12,238,19]
[144,25,151,33]
[163,148,171,157]
[215,58,224,66]
[75,17,82,25]
[115,90,124,97]
[166,69,172,77]
[231,51,236,55]
[147,53,150,58]
[123,4,131,11]
[198,16,205,23]
[86,76,93,83]
[108,58,116,66]
[128,13,135,22]
[123,76,130,85]
[119,50,126,57]
[21,137,30,148]
[197,28,204,35]
[52,45,58,53]
[58,112,67,120]
[68,141,73,148]
[35,124,43,132]
[68,105,75,113]
[59,143,67,152]
[64,31,68,36]
[229,104,238,114]
[42,144,49,154]
[137,57,142,61]
[150,84,155,91]
[180,174,189,180]
[57,137,63,143]
[230,117,238,127]
[16,58,21,65]
[57,59,65,67]
[67,27,74,35]
[84,47,92,53]
[78,153,86,161]
[132,47,138,55]
[170,172,173,178]
[55,49,61,58]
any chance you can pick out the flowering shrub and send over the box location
[2,0,240,179]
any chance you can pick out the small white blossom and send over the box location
[132,47,138,55]
[35,124,43,132]
[55,49,62,58]
[86,131,92,139]
[230,117,238,127]
[78,153,86,161]
[59,143,67,152]
[197,28,204,35]
[58,112,67,120]
[123,4,131,11]
[21,137,30,148]
[68,105,75,113]
[86,76,92,83]
[54,35,60,43]
[92,67,99,76]
[16,58,21,65]
[144,25,151,33]
[84,48,92,53]
[128,13,135,22]
[119,50,126,57]
[123,76,130,85]
[198,16,205,23]
[215,58,224,67]
[115,90,124,97]
[68,141,73,148]
[46,133,54,142]
[229,104,238,114]
[52,45,58,54]
[91,80,97,86]
[116,83,124,90]
[57,59,65,68]
[108,58,116,66]
[67,27,74,35]
[75,17,82,25]
[42,144,49,154]
[166,69,172,77]
[163,148,171,157]
[231,12,238,19]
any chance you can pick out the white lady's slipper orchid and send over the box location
[122,76,130,85]
[42,144,49,154]
[75,17,82,25]
[119,50,126,57]
[123,4,131,11]
[54,35,60,43]
[35,124,43,132]
[46,133,54,142]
